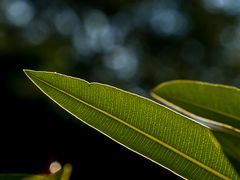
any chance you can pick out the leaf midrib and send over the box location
[28,72,230,180]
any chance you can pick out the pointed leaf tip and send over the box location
[24,71,239,179]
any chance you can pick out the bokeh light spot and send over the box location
[54,9,80,36]
[104,46,138,79]
[5,0,34,27]
[49,161,62,174]
[22,19,50,45]
[203,0,240,15]
[150,9,189,37]
[84,9,115,52]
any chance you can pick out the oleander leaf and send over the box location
[151,80,240,131]
[151,80,240,174]
[24,70,239,179]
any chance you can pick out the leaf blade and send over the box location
[151,80,240,130]
[24,70,239,179]
[151,80,240,174]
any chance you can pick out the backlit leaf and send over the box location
[24,70,239,179]
[151,80,240,174]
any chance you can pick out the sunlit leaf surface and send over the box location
[24,70,239,179]
[151,80,240,174]
[151,80,240,130]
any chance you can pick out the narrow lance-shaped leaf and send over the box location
[151,80,240,173]
[24,70,239,179]
[151,80,240,131]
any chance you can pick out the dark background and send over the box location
[1,0,240,179]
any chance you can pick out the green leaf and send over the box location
[24,70,239,179]
[213,131,240,173]
[0,174,31,180]
[151,80,240,174]
[0,174,56,180]
[151,80,240,131]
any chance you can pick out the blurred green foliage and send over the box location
[2,0,240,93]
